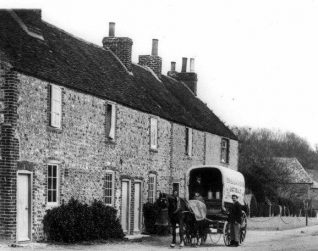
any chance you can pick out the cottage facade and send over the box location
[0,9,238,241]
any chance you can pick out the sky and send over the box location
[2,0,318,148]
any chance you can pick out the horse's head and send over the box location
[157,192,182,215]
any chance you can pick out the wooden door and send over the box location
[121,181,129,233]
[17,173,31,241]
[133,182,141,232]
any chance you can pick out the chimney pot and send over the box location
[151,39,159,56]
[109,22,115,37]
[171,62,176,71]
[190,58,195,72]
[181,57,188,72]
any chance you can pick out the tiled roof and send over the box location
[274,157,313,184]
[0,9,236,140]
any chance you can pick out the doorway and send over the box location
[121,180,130,233]
[17,171,32,241]
[133,182,142,232]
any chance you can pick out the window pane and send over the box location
[48,177,52,189]
[53,191,57,202]
[53,166,57,177]
[48,190,52,202]
[105,197,111,204]
[53,178,57,189]
[48,165,52,177]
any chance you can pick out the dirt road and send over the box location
[2,225,318,251]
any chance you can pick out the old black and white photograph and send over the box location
[0,0,318,250]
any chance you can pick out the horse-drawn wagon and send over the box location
[185,165,247,246]
[156,165,247,247]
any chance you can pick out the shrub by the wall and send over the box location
[143,202,159,234]
[43,198,124,243]
[142,202,170,235]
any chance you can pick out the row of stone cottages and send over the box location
[0,9,239,241]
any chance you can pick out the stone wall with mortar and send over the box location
[170,124,206,197]
[205,133,238,170]
[16,73,172,239]
[0,71,239,241]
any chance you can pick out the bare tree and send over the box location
[234,127,306,202]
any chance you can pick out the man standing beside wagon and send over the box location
[228,194,242,247]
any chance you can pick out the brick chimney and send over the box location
[176,57,198,96]
[167,61,178,78]
[138,39,162,77]
[102,22,133,71]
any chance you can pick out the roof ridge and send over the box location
[43,20,133,76]
[43,20,104,51]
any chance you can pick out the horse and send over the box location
[157,193,203,248]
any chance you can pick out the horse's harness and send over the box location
[168,196,191,215]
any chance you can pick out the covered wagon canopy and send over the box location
[185,165,245,205]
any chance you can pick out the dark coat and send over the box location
[228,201,242,224]
[192,181,204,197]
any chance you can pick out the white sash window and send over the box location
[221,138,230,163]
[148,174,157,203]
[47,164,59,206]
[150,118,158,150]
[105,171,115,206]
[106,103,116,140]
[50,85,62,128]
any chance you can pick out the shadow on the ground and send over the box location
[139,235,227,248]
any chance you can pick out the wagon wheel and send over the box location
[208,231,222,245]
[240,212,247,243]
[223,221,231,246]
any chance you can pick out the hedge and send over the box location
[43,198,124,243]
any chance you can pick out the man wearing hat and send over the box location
[228,194,242,247]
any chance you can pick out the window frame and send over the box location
[50,84,62,129]
[150,117,158,150]
[172,182,180,196]
[106,103,116,141]
[148,174,157,203]
[185,127,193,156]
[104,170,115,206]
[47,163,60,207]
[220,138,230,164]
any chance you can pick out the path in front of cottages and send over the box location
[2,217,318,251]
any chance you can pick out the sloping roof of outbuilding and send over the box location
[0,9,237,140]
[274,157,313,184]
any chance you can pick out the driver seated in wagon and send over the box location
[193,190,205,204]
